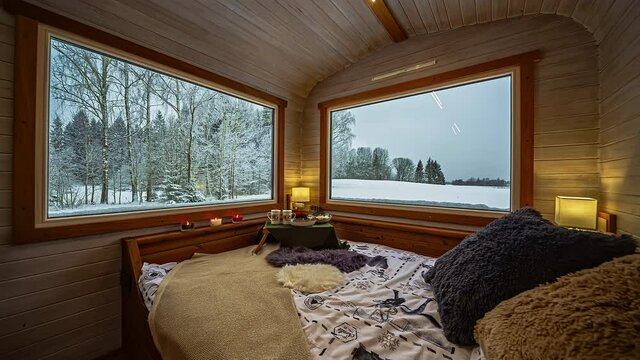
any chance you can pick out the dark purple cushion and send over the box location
[426,207,636,345]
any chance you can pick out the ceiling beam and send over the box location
[365,0,407,42]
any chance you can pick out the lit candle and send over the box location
[210,217,222,226]
[232,214,243,223]
[181,220,194,231]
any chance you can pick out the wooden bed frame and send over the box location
[120,216,471,358]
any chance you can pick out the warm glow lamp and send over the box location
[291,187,310,210]
[555,196,598,230]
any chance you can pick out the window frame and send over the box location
[12,10,286,243]
[318,52,539,227]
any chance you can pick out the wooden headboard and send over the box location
[120,218,265,359]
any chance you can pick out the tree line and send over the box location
[331,110,508,188]
[48,38,272,212]
[331,111,445,185]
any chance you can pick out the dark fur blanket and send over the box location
[266,247,368,273]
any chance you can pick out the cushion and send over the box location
[138,262,177,310]
[475,254,640,360]
[426,207,636,345]
[276,264,343,293]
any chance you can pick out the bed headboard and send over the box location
[120,218,265,359]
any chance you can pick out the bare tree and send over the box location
[50,40,114,204]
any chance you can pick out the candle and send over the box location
[210,218,222,226]
[232,214,243,223]
[181,220,194,231]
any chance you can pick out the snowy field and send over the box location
[331,179,510,211]
[49,190,271,218]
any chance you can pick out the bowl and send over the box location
[309,213,332,224]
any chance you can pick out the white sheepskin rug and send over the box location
[276,264,343,293]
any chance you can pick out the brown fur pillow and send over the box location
[475,253,640,360]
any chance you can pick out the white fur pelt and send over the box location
[276,264,344,293]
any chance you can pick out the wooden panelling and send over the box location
[598,1,640,239]
[332,216,468,258]
[302,15,600,222]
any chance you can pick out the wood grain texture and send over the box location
[365,0,408,42]
[302,16,600,222]
[597,1,640,239]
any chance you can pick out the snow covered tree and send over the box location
[354,147,373,179]
[415,160,425,183]
[371,147,392,180]
[392,157,415,182]
[331,111,356,179]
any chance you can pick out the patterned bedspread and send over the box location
[292,242,484,360]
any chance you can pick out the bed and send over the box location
[121,218,481,360]
[121,214,637,359]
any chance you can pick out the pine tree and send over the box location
[415,160,424,183]
[354,147,373,179]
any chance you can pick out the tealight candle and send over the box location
[232,214,243,223]
[180,220,194,231]
[210,217,222,226]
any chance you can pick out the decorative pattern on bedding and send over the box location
[139,262,177,310]
[294,242,483,360]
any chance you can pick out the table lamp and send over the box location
[555,196,597,230]
[291,187,310,211]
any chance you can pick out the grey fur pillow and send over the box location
[427,208,636,345]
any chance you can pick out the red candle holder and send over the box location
[180,220,194,231]
[231,214,243,223]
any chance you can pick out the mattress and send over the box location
[139,241,484,360]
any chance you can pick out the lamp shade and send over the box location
[291,187,310,202]
[555,196,597,230]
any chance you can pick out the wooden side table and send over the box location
[252,222,339,255]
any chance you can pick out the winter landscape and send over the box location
[330,76,512,212]
[47,37,273,218]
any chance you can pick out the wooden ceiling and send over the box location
[385,0,616,36]
[19,0,624,107]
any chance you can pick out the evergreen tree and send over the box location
[415,160,424,183]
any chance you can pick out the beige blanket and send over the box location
[149,244,313,360]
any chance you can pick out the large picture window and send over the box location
[330,75,512,212]
[46,37,274,219]
[319,52,538,226]
[13,15,285,243]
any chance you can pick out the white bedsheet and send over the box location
[292,242,484,360]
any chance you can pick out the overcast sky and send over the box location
[338,76,512,181]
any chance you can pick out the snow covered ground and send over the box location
[49,190,271,218]
[331,179,510,211]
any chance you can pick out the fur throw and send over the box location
[266,247,368,272]
[425,207,636,345]
[277,264,343,293]
[475,253,640,360]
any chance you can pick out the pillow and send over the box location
[427,207,636,345]
[138,262,177,310]
[475,254,640,360]
[276,264,343,293]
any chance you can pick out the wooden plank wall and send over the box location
[595,1,640,238]
[301,15,600,221]
[0,6,302,359]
